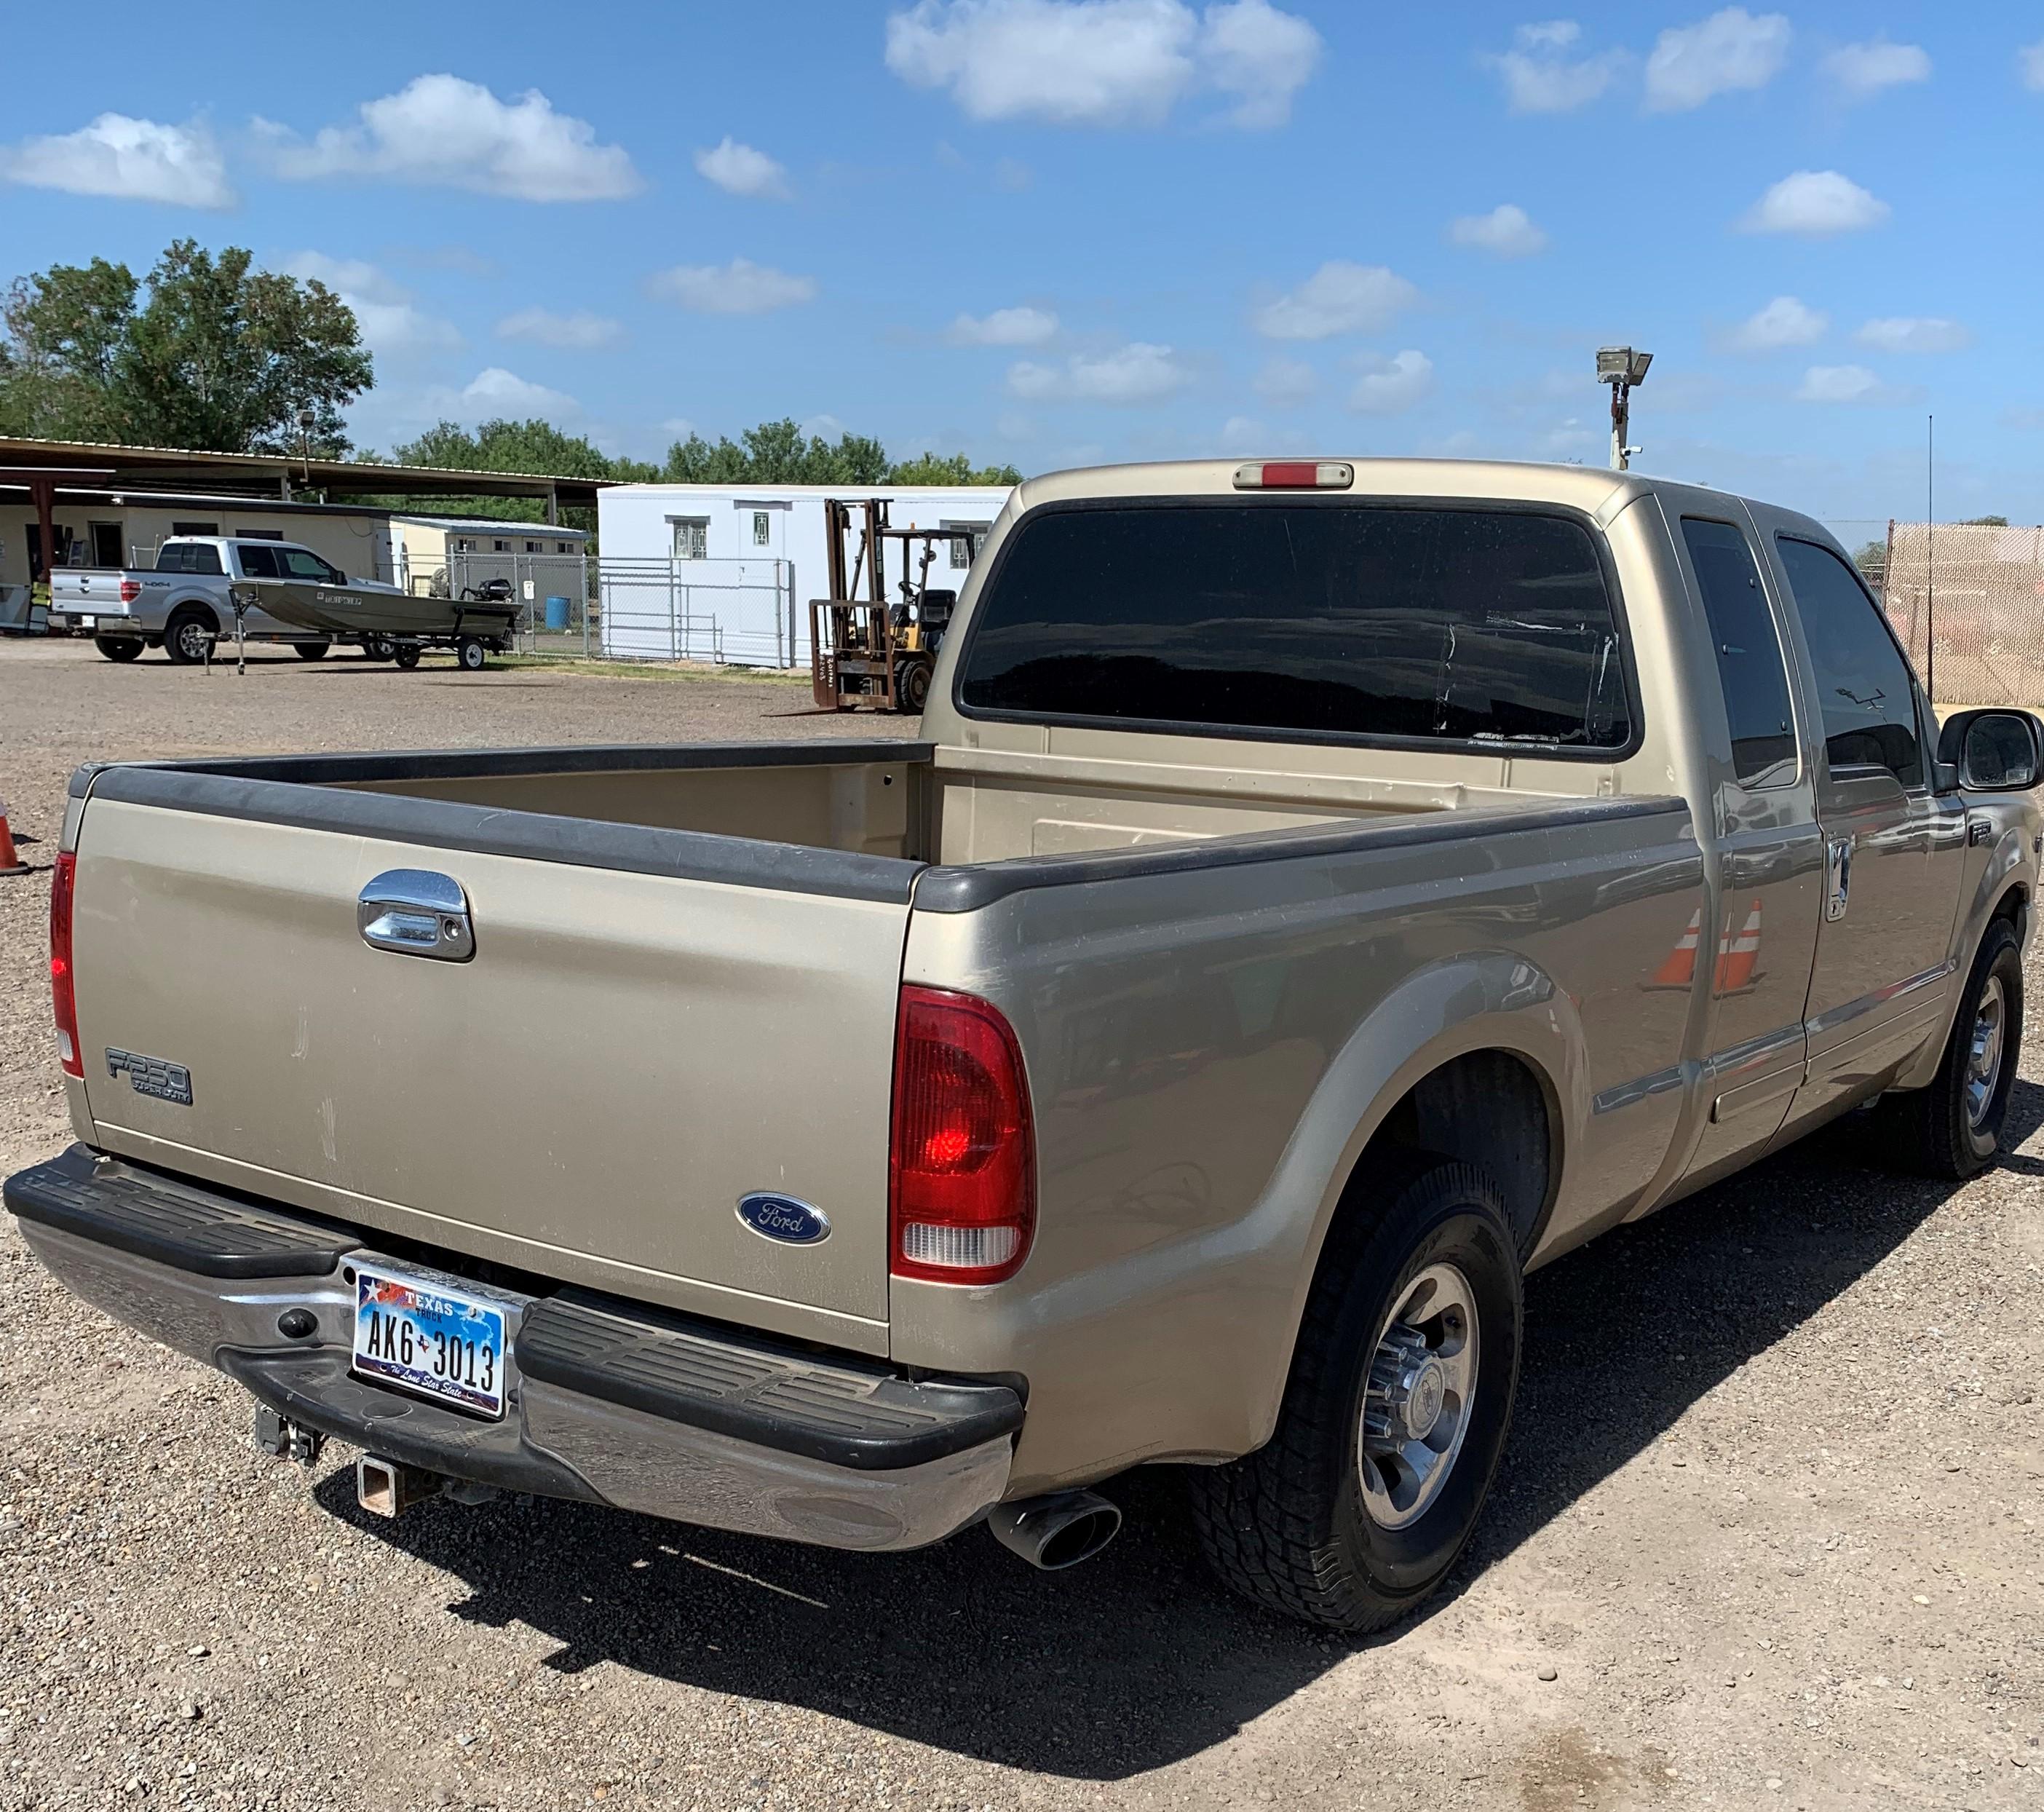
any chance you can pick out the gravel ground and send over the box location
[1,638,2040,1812]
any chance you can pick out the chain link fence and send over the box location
[594,559,793,668]
[1879,521,2044,708]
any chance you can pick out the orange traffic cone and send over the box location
[1716,897,1764,992]
[0,801,27,877]
[1650,908,1701,986]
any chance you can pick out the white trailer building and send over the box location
[595,483,1015,668]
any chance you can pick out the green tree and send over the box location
[0,241,372,454]
[379,417,657,534]
[1959,515,2010,528]
[662,417,891,485]
[884,448,1023,486]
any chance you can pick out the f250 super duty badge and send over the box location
[105,1048,194,1106]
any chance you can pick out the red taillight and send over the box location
[890,986,1035,1285]
[119,579,141,604]
[51,851,82,1079]
[1232,460,1355,490]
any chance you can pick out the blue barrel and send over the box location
[543,595,571,632]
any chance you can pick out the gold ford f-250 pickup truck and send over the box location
[10,457,2041,1634]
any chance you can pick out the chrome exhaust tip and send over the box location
[987,1490,1122,1570]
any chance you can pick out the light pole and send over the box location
[1596,347,1652,471]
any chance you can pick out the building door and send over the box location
[1768,531,1967,1130]
[1673,513,1825,1185]
[89,522,124,567]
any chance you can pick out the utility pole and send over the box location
[1596,347,1654,471]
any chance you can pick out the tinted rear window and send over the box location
[956,504,1631,749]
[155,543,222,575]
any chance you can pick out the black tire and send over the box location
[95,636,144,662]
[896,657,932,714]
[455,635,487,673]
[392,642,421,670]
[162,607,217,665]
[363,634,397,661]
[1188,1155,1523,1634]
[1875,916,2023,1179]
[293,641,333,661]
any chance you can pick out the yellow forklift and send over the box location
[809,497,977,713]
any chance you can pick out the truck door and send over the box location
[1672,513,1825,1184]
[1766,529,1968,1128]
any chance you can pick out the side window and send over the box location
[156,543,223,576]
[1775,536,1922,788]
[236,544,280,579]
[1681,518,1796,787]
[280,547,341,583]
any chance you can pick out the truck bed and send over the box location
[60,739,1676,1366]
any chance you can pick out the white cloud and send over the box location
[1198,0,1325,127]
[1730,295,1828,352]
[265,75,639,202]
[496,307,625,349]
[1253,262,1418,341]
[0,113,232,207]
[1740,170,1889,237]
[1254,356,1319,406]
[433,367,582,421]
[282,252,461,355]
[1007,341,1192,404]
[1821,38,1930,101]
[647,258,817,314]
[1219,415,1267,447]
[1347,349,1433,415]
[1484,20,1629,114]
[1447,203,1548,258]
[884,0,1320,130]
[1794,364,1910,405]
[1644,8,1790,112]
[693,136,791,200]
[994,155,1034,190]
[2021,39,2044,91]
[948,305,1059,346]
[1854,316,1971,355]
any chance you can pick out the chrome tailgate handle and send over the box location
[358,869,474,961]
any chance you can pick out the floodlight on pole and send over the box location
[1596,346,1652,471]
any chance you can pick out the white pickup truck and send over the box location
[48,537,398,664]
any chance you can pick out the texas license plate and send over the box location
[352,1264,507,1418]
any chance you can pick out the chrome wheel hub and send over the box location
[1359,1262,1479,1530]
[1965,975,2006,1131]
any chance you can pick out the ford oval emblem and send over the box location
[736,1192,831,1246]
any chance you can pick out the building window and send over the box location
[171,521,220,537]
[494,539,509,553]
[454,537,473,553]
[945,521,992,569]
[556,541,571,554]
[234,528,285,541]
[671,518,709,561]
[753,511,771,547]
[526,540,542,553]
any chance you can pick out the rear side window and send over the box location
[1681,518,1796,787]
[155,543,222,575]
[1775,535,1922,787]
[957,504,1631,750]
[235,544,280,579]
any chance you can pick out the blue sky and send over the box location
[1,1,2039,541]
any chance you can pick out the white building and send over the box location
[596,483,1015,668]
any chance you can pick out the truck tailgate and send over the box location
[67,788,916,1352]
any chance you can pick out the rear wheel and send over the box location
[1876,916,2023,1179]
[1187,1155,1523,1634]
[363,633,397,661]
[896,656,932,714]
[163,608,216,665]
[293,641,333,661]
[455,635,487,673]
[392,642,422,670]
[95,636,144,662]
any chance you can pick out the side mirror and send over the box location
[1937,708,2044,791]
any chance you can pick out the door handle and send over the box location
[1825,836,1852,922]
[357,869,474,961]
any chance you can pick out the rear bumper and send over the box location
[4,1145,1020,1551]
